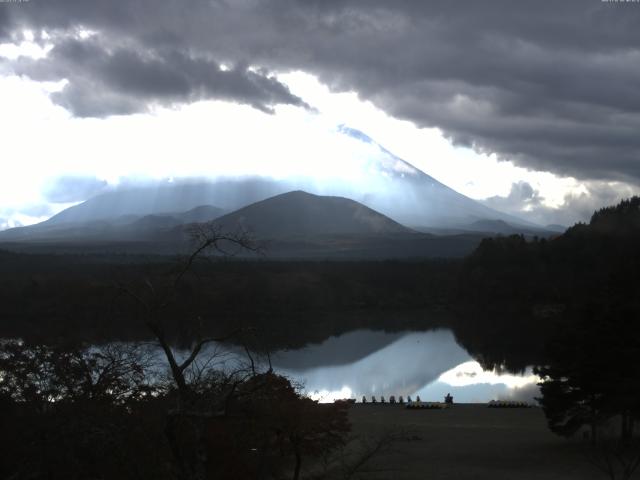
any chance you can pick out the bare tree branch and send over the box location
[173,222,262,290]
[178,330,241,374]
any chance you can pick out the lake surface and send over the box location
[211,329,540,403]
[16,325,539,404]
[120,327,540,403]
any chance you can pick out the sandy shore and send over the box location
[346,403,605,480]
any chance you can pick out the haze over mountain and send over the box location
[43,182,248,225]
[0,127,540,242]
[0,203,225,243]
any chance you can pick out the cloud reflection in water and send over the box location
[272,329,540,403]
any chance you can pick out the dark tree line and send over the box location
[458,197,640,472]
[0,252,456,349]
[535,302,640,441]
[457,197,640,371]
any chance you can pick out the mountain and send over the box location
[196,191,487,259]
[179,205,225,223]
[467,219,521,234]
[462,219,559,236]
[545,224,567,233]
[334,126,540,229]
[7,126,537,232]
[0,204,224,243]
[210,190,412,238]
[0,126,545,254]
[127,215,182,231]
[120,205,225,233]
[41,180,265,226]
[0,190,489,258]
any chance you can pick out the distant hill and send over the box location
[0,204,225,243]
[41,179,276,226]
[179,205,225,223]
[545,224,567,233]
[127,215,182,231]
[210,190,412,238]
[414,218,560,237]
[464,219,561,237]
[122,205,225,233]
[0,191,490,259]
[467,219,522,235]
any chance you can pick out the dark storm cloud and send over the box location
[0,7,10,41]
[3,0,640,183]
[43,175,108,203]
[12,36,307,116]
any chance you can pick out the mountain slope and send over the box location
[336,126,538,229]
[0,204,224,242]
[121,205,225,233]
[42,181,263,226]
[211,190,412,238]
[179,205,225,223]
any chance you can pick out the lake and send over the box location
[207,328,540,404]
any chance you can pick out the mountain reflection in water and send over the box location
[271,329,540,403]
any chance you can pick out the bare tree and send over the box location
[118,223,259,396]
[113,223,359,480]
[0,341,165,480]
[116,223,261,480]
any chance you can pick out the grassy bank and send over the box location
[346,404,603,479]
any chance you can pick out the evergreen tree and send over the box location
[536,303,640,443]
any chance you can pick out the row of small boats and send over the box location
[335,397,533,408]
[487,400,532,408]
[360,395,416,404]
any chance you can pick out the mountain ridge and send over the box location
[0,126,547,250]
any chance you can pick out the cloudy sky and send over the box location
[1,0,639,229]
